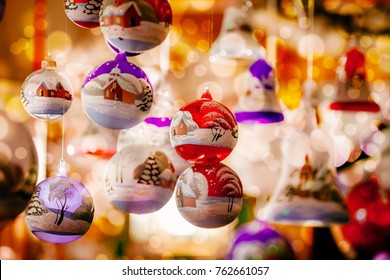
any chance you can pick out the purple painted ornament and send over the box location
[99,0,172,53]
[25,160,94,244]
[81,52,153,129]
[227,219,295,260]
[64,0,102,29]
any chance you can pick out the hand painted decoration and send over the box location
[99,0,172,53]
[227,219,295,260]
[81,52,153,129]
[104,145,177,214]
[0,110,38,229]
[20,55,73,120]
[64,0,102,29]
[170,89,238,164]
[175,163,243,228]
[25,160,94,244]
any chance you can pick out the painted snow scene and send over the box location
[170,93,238,164]
[262,153,349,226]
[25,176,94,244]
[81,54,153,130]
[21,68,73,120]
[117,122,191,175]
[175,163,243,228]
[104,145,177,214]
[64,0,102,29]
[100,0,172,53]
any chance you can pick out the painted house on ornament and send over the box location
[103,67,135,104]
[35,82,72,100]
[176,184,196,208]
[102,1,142,28]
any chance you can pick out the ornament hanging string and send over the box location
[33,0,47,71]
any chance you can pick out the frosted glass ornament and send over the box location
[81,52,153,129]
[25,160,94,244]
[104,145,177,214]
[175,163,243,228]
[99,0,172,53]
[0,110,38,229]
[20,55,73,120]
[170,89,238,164]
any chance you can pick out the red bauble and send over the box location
[341,177,390,255]
[170,89,238,164]
[175,162,243,228]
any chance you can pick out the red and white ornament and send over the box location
[64,0,102,29]
[170,89,238,164]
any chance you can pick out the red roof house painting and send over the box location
[103,67,136,105]
[36,82,72,100]
[102,1,142,28]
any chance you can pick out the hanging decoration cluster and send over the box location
[170,88,243,228]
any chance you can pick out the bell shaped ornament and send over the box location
[328,37,380,113]
[234,58,284,124]
[210,6,265,63]
[261,86,350,226]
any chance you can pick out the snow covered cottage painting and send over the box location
[100,0,172,52]
[175,163,243,228]
[82,64,153,129]
[104,146,177,214]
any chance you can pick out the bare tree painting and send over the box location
[218,166,242,213]
[48,179,74,226]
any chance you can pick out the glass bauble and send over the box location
[227,219,295,260]
[81,52,153,129]
[170,89,238,164]
[64,0,102,29]
[104,144,177,214]
[0,110,38,229]
[25,160,94,244]
[99,0,172,53]
[20,55,73,120]
[175,162,243,228]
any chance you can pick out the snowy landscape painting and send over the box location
[82,66,153,129]
[25,178,94,244]
[64,0,102,28]
[176,164,243,228]
[104,146,176,214]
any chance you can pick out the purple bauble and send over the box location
[25,161,94,244]
[81,52,153,129]
[227,219,295,260]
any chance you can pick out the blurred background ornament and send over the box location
[99,0,172,54]
[81,52,153,129]
[25,159,94,244]
[234,58,284,124]
[226,219,295,260]
[0,110,38,229]
[210,5,265,63]
[170,88,238,164]
[104,144,177,214]
[0,0,5,22]
[175,162,243,228]
[20,54,73,120]
[64,0,102,29]
[261,83,350,226]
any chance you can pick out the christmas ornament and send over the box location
[234,58,284,124]
[175,162,243,228]
[328,37,380,112]
[227,219,295,260]
[81,52,153,129]
[261,85,349,226]
[340,177,390,257]
[104,144,177,214]
[170,88,238,164]
[99,0,172,53]
[64,0,102,29]
[25,159,94,244]
[105,38,141,57]
[0,0,5,22]
[0,110,38,229]
[20,54,73,120]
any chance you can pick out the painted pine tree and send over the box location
[26,187,48,216]
[136,83,153,112]
[137,155,160,186]
[84,0,102,15]
[64,0,77,10]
